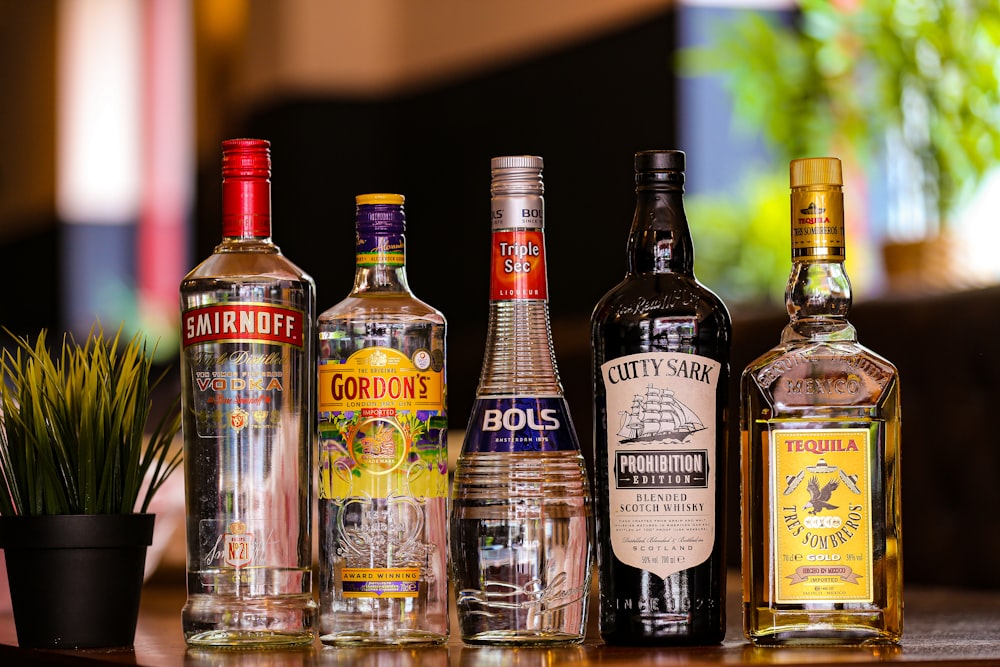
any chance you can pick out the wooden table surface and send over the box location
[3,572,1000,666]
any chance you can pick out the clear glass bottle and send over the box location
[450,155,592,646]
[741,157,902,645]
[591,150,732,645]
[317,194,448,646]
[179,138,317,648]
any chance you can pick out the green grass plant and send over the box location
[0,325,181,516]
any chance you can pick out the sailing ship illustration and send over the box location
[617,384,705,442]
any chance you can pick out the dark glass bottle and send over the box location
[591,150,731,645]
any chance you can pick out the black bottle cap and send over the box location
[635,150,685,173]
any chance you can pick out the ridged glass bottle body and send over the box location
[180,239,317,648]
[453,296,592,645]
[741,276,902,646]
[592,270,731,645]
[317,291,449,646]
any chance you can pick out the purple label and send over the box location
[462,397,581,453]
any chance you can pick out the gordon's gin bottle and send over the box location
[450,155,592,645]
[179,138,317,648]
[316,194,449,646]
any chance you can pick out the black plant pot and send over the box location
[0,513,154,649]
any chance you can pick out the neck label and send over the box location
[791,189,845,261]
[357,231,405,267]
[490,230,548,301]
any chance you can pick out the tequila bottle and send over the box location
[741,157,902,645]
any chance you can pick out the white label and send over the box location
[601,352,720,579]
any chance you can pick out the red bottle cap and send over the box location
[221,138,271,238]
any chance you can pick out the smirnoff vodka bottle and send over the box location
[317,194,448,646]
[451,156,592,645]
[180,138,317,647]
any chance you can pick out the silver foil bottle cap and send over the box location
[491,155,544,196]
[491,155,543,171]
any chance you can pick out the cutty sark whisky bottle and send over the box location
[741,157,902,645]
[592,150,731,645]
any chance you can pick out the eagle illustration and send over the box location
[804,475,839,515]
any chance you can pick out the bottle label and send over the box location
[318,346,447,498]
[356,231,405,268]
[341,567,420,598]
[462,396,580,453]
[489,230,548,301]
[770,427,875,603]
[791,188,845,261]
[183,302,306,347]
[181,300,309,570]
[600,352,719,579]
[181,302,305,440]
[317,346,447,600]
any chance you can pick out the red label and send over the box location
[489,230,547,301]
[182,303,305,347]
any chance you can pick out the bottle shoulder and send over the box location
[593,272,730,322]
[597,273,728,317]
[591,274,731,365]
[742,338,899,413]
[182,247,314,286]
[318,293,446,325]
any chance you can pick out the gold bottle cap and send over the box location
[790,157,842,188]
[356,193,404,205]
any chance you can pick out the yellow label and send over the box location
[318,347,443,412]
[341,567,420,598]
[771,428,873,603]
[318,346,447,500]
[791,189,845,261]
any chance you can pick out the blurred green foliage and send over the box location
[688,170,790,308]
[679,0,1000,227]
[678,0,1000,303]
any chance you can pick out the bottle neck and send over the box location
[628,171,693,275]
[351,203,411,295]
[220,140,272,240]
[477,185,561,397]
[351,232,411,295]
[781,184,856,343]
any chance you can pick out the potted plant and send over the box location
[0,324,181,649]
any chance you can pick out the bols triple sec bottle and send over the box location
[180,139,317,647]
[741,158,901,645]
[317,194,448,646]
[451,156,592,645]
[591,150,731,645]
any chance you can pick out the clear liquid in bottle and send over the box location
[180,138,317,648]
[317,194,449,646]
[451,156,592,645]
